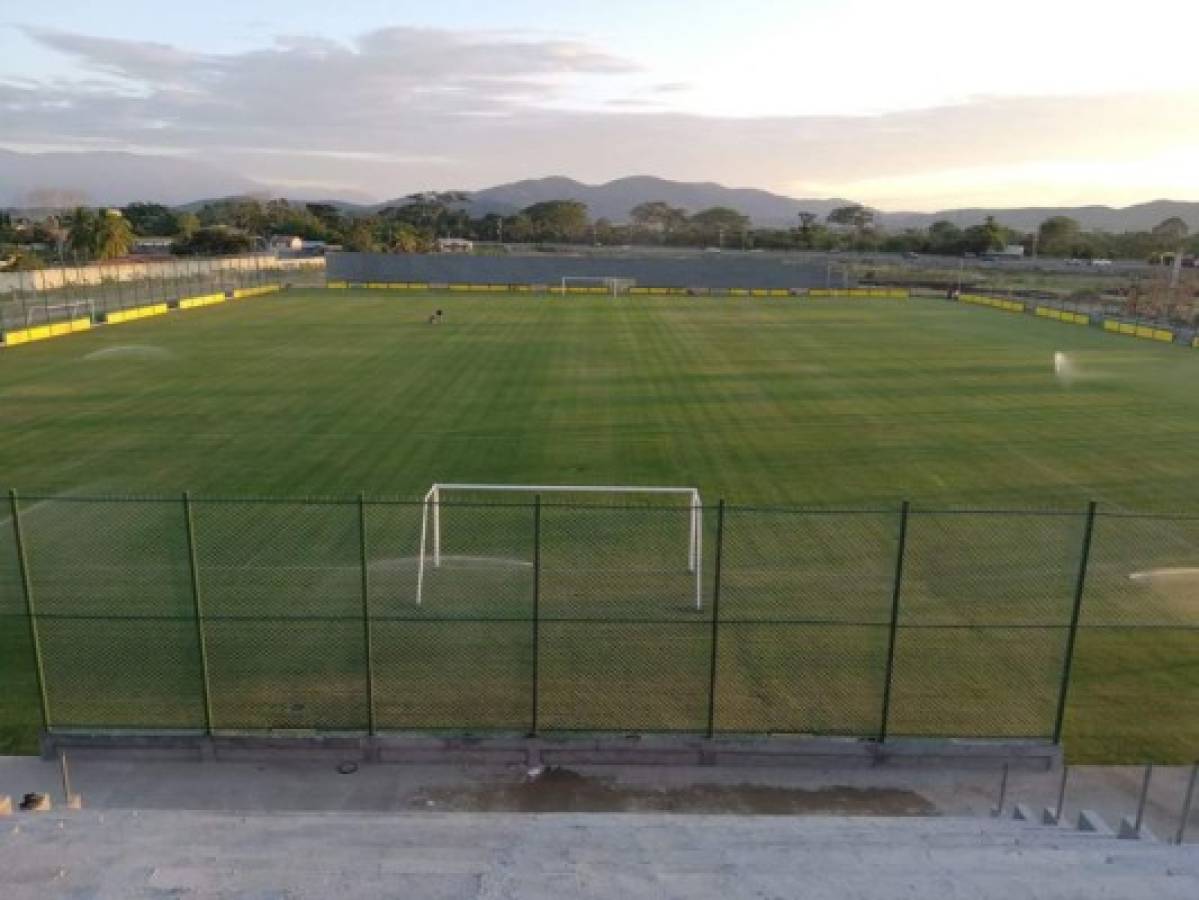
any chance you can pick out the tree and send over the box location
[0,248,46,271]
[691,207,749,230]
[306,203,344,229]
[522,200,589,241]
[927,220,965,255]
[121,202,178,237]
[827,205,876,248]
[175,212,201,239]
[95,209,134,259]
[342,220,379,253]
[1037,216,1081,257]
[198,197,267,234]
[1152,217,1189,247]
[630,201,688,233]
[172,226,253,256]
[65,207,98,259]
[389,192,471,236]
[503,214,535,243]
[795,211,819,245]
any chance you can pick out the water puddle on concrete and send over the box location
[417,767,936,815]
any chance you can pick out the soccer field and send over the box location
[1,289,1197,761]
[3,289,1199,505]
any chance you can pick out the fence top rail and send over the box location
[907,506,1091,517]
[7,489,1199,520]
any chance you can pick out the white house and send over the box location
[269,235,303,251]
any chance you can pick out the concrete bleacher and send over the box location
[3,806,1198,899]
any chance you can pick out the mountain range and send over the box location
[2,149,1197,233]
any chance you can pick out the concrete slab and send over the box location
[39,730,1062,770]
[1,755,1194,840]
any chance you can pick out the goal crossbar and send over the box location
[417,483,704,609]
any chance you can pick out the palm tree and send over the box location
[65,207,97,261]
[95,209,134,260]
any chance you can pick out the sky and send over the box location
[2,0,1199,210]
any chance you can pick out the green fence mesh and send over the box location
[3,492,1196,759]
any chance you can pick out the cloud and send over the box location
[2,25,1197,207]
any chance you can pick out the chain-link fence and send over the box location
[3,492,1197,759]
[0,256,326,333]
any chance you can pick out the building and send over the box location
[269,235,304,251]
[132,236,174,256]
[436,238,474,254]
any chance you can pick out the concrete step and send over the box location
[3,809,1198,899]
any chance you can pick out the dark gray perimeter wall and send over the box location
[328,252,844,290]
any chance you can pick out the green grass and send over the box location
[1,289,1197,761]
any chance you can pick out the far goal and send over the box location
[559,276,636,297]
[416,483,703,610]
[25,299,96,327]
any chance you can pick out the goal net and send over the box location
[416,483,704,610]
[559,276,636,296]
[25,299,96,327]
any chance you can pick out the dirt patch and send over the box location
[417,766,935,816]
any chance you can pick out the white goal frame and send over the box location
[559,276,636,296]
[416,483,704,609]
[25,299,95,327]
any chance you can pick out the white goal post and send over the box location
[559,276,636,296]
[416,483,704,609]
[25,299,96,327]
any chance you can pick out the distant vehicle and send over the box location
[1090,258,1113,267]
[903,251,920,259]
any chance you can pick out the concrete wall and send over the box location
[0,255,324,294]
[328,251,840,290]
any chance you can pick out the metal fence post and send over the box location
[9,489,51,731]
[358,493,376,735]
[1131,763,1153,837]
[706,499,726,739]
[1176,762,1198,844]
[878,500,910,743]
[1052,501,1097,744]
[182,492,214,735]
[992,763,1010,817]
[530,495,541,736]
[1051,764,1070,824]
